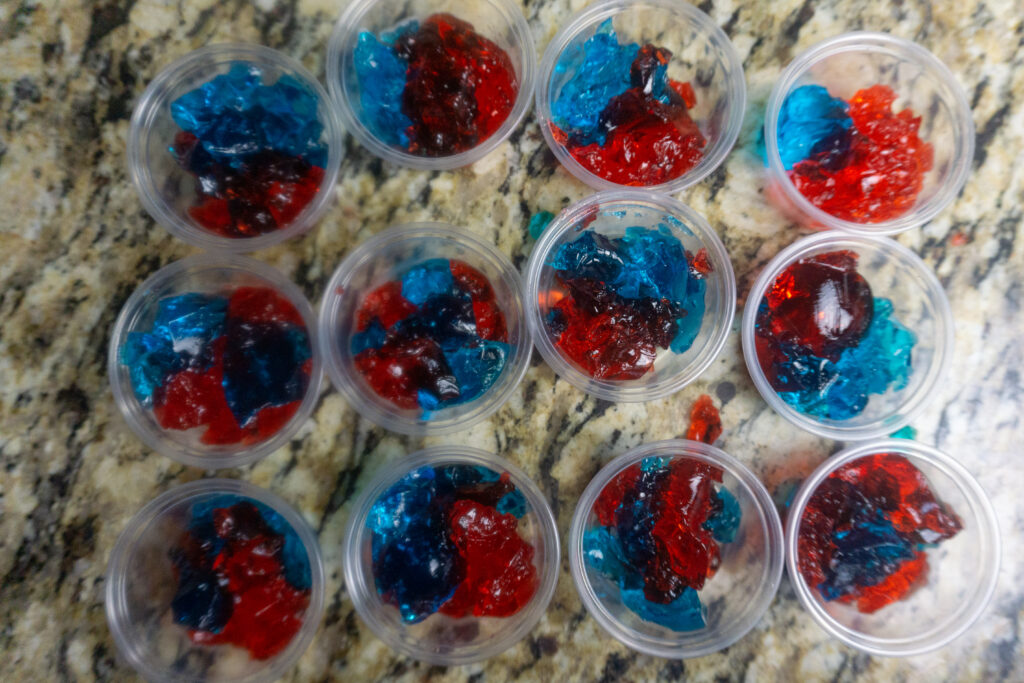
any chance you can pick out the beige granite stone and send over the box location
[0,0,1021,681]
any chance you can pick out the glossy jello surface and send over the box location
[354,13,518,156]
[583,455,741,631]
[119,286,312,446]
[797,453,962,613]
[367,463,538,623]
[776,83,934,223]
[544,226,711,381]
[169,63,328,238]
[351,258,510,415]
[754,250,916,420]
[549,19,704,186]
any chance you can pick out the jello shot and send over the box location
[536,0,745,191]
[327,0,536,169]
[320,224,531,435]
[787,440,999,656]
[128,44,344,252]
[343,447,559,663]
[525,190,735,402]
[570,440,783,657]
[109,254,322,468]
[106,479,325,682]
[741,232,953,440]
[763,33,974,234]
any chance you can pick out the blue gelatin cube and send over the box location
[497,488,527,518]
[775,84,853,170]
[621,585,706,631]
[153,293,228,348]
[704,486,741,544]
[583,526,633,580]
[170,62,263,135]
[351,318,387,355]
[354,30,413,148]
[613,226,690,301]
[548,231,625,283]
[221,322,311,427]
[551,18,638,144]
[119,331,184,404]
[400,258,454,307]
[528,211,555,240]
[819,510,916,601]
[443,340,510,404]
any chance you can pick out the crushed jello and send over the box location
[584,456,741,630]
[354,13,518,156]
[170,496,312,659]
[352,259,510,415]
[550,19,704,186]
[776,84,934,223]
[544,226,710,380]
[119,287,311,445]
[798,453,962,613]
[368,463,536,623]
[754,250,916,420]
[169,63,327,238]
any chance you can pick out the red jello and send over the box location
[686,394,722,445]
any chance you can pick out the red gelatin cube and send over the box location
[685,394,722,445]
[356,281,418,331]
[593,463,643,527]
[849,551,929,613]
[228,287,305,326]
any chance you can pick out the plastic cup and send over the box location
[319,223,531,435]
[763,32,975,235]
[740,232,953,441]
[108,254,323,468]
[326,0,536,170]
[524,189,735,402]
[127,44,344,252]
[105,479,326,683]
[535,0,746,192]
[342,446,560,664]
[786,439,1000,656]
[568,439,784,658]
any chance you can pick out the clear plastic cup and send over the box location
[535,0,746,192]
[524,190,735,402]
[108,254,323,468]
[319,223,531,435]
[568,439,784,658]
[326,0,536,170]
[105,479,326,683]
[763,32,975,235]
[785,439,1000,656]
[342,446,560,664]
[127,44,344,252]
[740,232,953,441]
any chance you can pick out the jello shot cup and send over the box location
[343,446,560,664]
[327,0,536,169]
[569,440,784,658]
[536,0,746,192]
[763,32,975,234]
[105,479,326,683]
[525,190,735,402]
[741,232,953,441]
[108,254,323,468]
[320,223,531,435]
[128,44,344,252]
[786,440,999,656]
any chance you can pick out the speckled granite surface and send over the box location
[0,0,1021,681]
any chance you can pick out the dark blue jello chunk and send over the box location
[704,486,741,544]
[170,557,233,632]
[221,321,311,427]
[818,508,916,600]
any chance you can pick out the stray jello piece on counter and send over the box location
[354,13,519,157]
[776,83,934,223]
[754,250,916,421]
[797,453,962,613]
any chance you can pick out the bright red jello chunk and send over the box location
[791,85,934,223]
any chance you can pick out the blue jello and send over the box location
[584,456,741,631]
[775,84,852,171]
[545,225,711,380]
[368,463,538,623]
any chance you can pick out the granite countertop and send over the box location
[1,0,1021,680]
